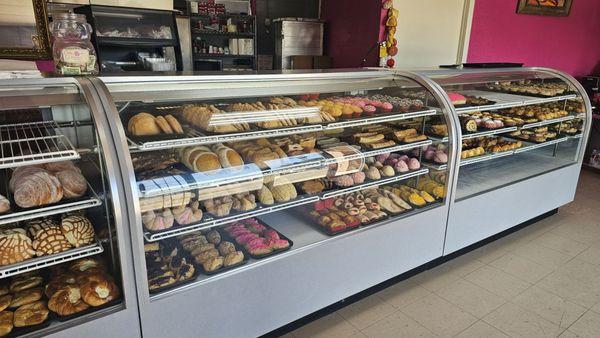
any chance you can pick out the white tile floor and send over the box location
[285,170,600,337]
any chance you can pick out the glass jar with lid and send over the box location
[51,13,99,75]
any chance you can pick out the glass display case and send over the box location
[97,70,457,337]
[75,5,182,73]
[0,78,140,336]
[412,68,591,253]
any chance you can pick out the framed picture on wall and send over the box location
[517,0,573,16]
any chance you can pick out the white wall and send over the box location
[392,0,473,68]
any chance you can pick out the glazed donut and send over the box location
[348,207,360,216]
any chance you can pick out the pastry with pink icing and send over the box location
[448,92,466,105]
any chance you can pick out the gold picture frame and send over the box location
[517,0,573,16]
[0,0,52,60]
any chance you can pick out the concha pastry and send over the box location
[32,226,73,256]
[257,186,274,205]
[61,216,95,248]
[0,229,36,266]
[365,166,381,180]
[26,218,56,238]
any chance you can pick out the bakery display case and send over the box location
[0,78,140,337]
[412,68,591,254]
[97,70,457,337]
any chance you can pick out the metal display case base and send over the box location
[139,206,448,338]
[444,163,580,255]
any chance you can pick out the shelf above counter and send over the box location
[458,136,570,168]
[454,90,578,114]
[141,166,433,242]
[136,139,432,199]
[0,236,104,278]
[127,107,438,151]
[0,182,102,226]
[462,126,518,140]
[191,29,255,38]
[0,121,81,169]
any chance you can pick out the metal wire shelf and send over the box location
[321,168,429,199]
[143,195,320,242]
[0,121,80,169]
[0,181,102,226]
[454,91,577,114]
[462,126,518,140]
[0,236,103,278]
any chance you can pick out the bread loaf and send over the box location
[13,170,63,208]
[0,295,11,312]
[9,166,45,192]
[155,116,174,134]
[32,226,73,256]
[128,112,161,136]
[55,170,87,199]
[165,114,183,134]
[42,160,81,174]
[181,146,221,172]
[211,143,244,168]
[0,229,35,266]
[13,300,49,327]
[60,215,95,247]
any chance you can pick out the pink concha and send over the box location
[408,158,421,170]
[424,149,436,160]
[351,172,366,184]
[398,155,409,162]
[395,161,409,173]
[434,152,448,164]
[375,153,390,163]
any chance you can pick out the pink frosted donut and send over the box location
[236,233,259,245]
[272,239,290,250]
[263,229,280,240]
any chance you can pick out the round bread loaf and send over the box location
[13,300,49,327]
[55,170,87,199]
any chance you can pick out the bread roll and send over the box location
[80,278,119,307]
[9,166,45,192]
[165,115,183,134]
[129,113,161,136]
[211,144,244,168]
[13,300,49,327]
[9,287,42,308]
[0,295,11,312]
[55,170,87,199]
[48,285,89,316]
[9,276,43,293]
[0,311,13,336]
[69,257,106,273]
[0,195,9,214]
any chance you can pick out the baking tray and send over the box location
[196,233,249,275]
[148,269,199,295]
[293,207,361,237]
[221,219,293,260]
[54,298,121,322]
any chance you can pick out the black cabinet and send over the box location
[76,5,182,73]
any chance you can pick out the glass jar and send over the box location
[51,13,99,75]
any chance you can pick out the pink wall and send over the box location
[468,0,600,78]
[320,0,381,68]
